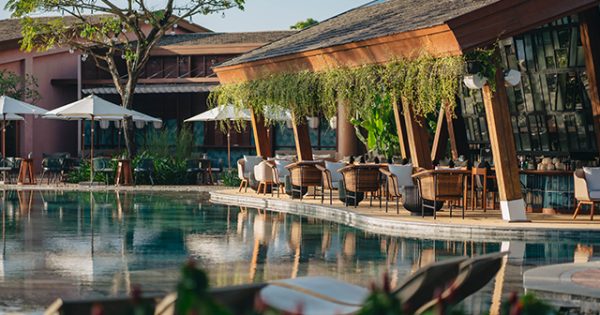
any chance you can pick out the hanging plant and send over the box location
[464,47,499,91]
[209,54,466,129]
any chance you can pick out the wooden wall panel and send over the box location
[580,7,600,152]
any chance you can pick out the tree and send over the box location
[6,0,245,156]
[0,70,40,102]
[290,18,318,30]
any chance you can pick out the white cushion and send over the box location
[254,161,273,182]
[244,155,263,178]
[274,159,292,179]
[326,161,346,188]
[313,153,334,160]
[590,190,600,200]
[583,167,600,191]
[388,163,414,187]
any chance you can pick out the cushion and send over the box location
[325,161,346,189]
[313,153,334,160]
[275,154,296,161]
[590,190,600,200]
[275,159,292,179]
[388,163,414,188]
[243,155,263,178]
[583,167,600,191]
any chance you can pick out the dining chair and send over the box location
[413,169,467,219]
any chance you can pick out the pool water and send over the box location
[0,190,597,313]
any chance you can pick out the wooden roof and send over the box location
[214,0,600,83]
[157,31,295,47]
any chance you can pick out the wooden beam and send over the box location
[291,113,313,161]
[481,64,528,222]
[337,101,360,158]
[580,7,600,152]
[250,110,272,158]
[431,106,449,162]
[446,102,470,160]
[402,99,432,169]
[392,98,410,159]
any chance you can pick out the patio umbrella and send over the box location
[0,96,47,158]
[51,95,132,183]
[44,107,161,155]
[185,105,251,170]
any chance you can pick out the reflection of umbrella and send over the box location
[0,96,47,158]
[185,105,251,170]
[51,95,132,183]
[45,107,161,155]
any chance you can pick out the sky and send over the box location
[0,1,372,32]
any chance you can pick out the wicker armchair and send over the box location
[573,168,600,220]
[413,169,467,219]
[339,164,381,207]
[315,161,346,205]
[286,161,323,200]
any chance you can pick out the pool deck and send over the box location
[210,189,600,242]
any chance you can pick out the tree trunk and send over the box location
[121,90,136,157]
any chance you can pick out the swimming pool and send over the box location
[0,190,597,313]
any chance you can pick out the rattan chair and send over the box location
[413,169,467,219]
[470,165,497,211]
[379,164,414,213]
[315,161,346,205]
[573,168,600,220]
[286,161,323,200]
[339,164,381,207]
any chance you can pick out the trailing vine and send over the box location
[208,54,466,129]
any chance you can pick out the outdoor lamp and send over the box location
[504,69,522,87]
[99,120,110,129]
[463,74,487,90]
[135,120,146,129]
[329,116,337,129]
[153,121,163,129]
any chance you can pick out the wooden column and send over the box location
[580,7,600,152]
[337,101,360,158]
[481,65,528,222]
[402,99,432,169]
[431,106,449,162]
[392,98,410,159]
[291,113,313,161]
[250,109,272,158]
[446,102,470,160]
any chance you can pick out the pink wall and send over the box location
[0,47,79,167]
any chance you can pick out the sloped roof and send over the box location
[0,15,211,45]
[157,31,295,46]
[219,0,500,67]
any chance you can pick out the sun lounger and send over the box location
[258,256,468,315]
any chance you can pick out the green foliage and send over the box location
[175,260,232,315]
[350,93,399,159]
[175,125,194,162]
[133,151,188,185]
[0,70,40,102]
[357,276,404,315]
[465,47,500,92]
[209,55,465,126]
[290,18,318,30]
[221,169,241,187]
[501,292,558,315]
[66,159,117,184]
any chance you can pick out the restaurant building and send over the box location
[213,0,600,221]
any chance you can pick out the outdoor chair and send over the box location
[92,157,113,185]
[339,164,381,207]
[573,168,600,220]
[134,158,155,185]
[470,163,498,211]
[286,161,323,201]
[254,161,275,195]
[198,158,214,185]
[40,157,63,184]
[413,169,467,219]
[379,163,414,213]
[0,158,13,183]
[185,159,201,184]
[237,159,249,192]
[415,252,507,314]
[315,161,346,205]
[269,162,285,197]
[257,256,468,315]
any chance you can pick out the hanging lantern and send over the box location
[152,121,163,129]
[135,120,146,129]
[328,116,337,130]
[99,120,110,129]
[114,120,121,129]
[307,117,320,129]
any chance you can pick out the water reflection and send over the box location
[0,190,598,314]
